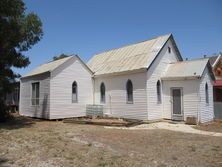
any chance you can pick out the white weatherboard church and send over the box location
[19,34,215,123]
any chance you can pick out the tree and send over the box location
[53,54,69,61]
[0,0,43,121]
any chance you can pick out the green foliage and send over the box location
[0,101,11,122]
[53,54,69,61]
[0,0,43,121]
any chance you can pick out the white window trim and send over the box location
[157,80,162,104]
[72,81,78,103]
[100,82,106,104]
[31,81,40,106]
[205,83,209,105]
[126,80,133,104]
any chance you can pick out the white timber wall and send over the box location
[19,73,50,119]
[50,57,93,119]
[94,72,147,120]
[147,39,180,120]
[199,68,214,123]
[162,79,199,121]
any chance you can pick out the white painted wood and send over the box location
[19,37,214,123]
[199,68,214,123]
[147,39,180,120]
[162,79,200,121]
[19,73,50,119]
[49,57,93,119]
[94,72,147,120]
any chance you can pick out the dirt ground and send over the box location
[194,120,222,133]
[0,116,222,167]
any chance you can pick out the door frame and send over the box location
[170,87,184,121]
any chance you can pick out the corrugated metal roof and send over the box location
[162,58,209,79]
[22,56,73,78]
[88,34,173,76]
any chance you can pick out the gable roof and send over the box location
[209,56,218,66]
[209,54,221,68]
[87,34,182,76]
[162,58,215,80]
[22,55,92,78]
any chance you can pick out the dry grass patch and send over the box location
[0,115,222,167]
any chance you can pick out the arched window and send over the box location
[100,82,105,103]
[205,83,209,104]
[168,47,171,53]
[126,80,133,103]
[157,80,161,103]
[72,81,78,103]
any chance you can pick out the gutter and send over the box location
[93,68,147,78]
[161,76,201,81]
[20,71,51,80]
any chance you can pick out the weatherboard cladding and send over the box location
[19,73,50,119]
[199,68,214,123]
[162,79,200,120]
[94,72,148,120]
[49,57,93,119]
[88,34,173,76]
[147,39,180,120]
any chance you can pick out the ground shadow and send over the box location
[0,113,43,130]
[0,158,8,166]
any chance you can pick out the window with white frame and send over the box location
[168,47,171,53]
[126,80,133,103]
[157,80,161,103]
[100,82,105,103]
[31,82,40,105]
[205,83,209,104]
[72,81,78,103]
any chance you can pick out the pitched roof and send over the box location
[88,34,182,76]
[22,56,74,78]
[209,56,218,66]
[22,55,93,78]
[162,58,212,80]
[208,54,221,68]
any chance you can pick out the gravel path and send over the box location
[105,122,222,137]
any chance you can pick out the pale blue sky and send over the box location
[17,0,222,76]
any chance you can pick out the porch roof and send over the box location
[162,58,211,80]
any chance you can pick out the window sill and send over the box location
[126,101,133,104]
[31,105,40,107]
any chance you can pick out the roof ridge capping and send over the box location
[45,54,74,64]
